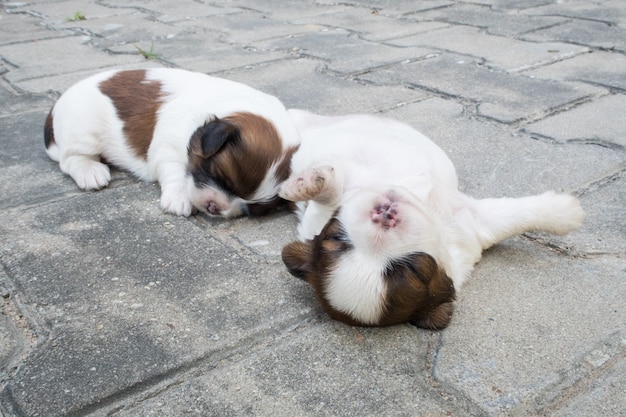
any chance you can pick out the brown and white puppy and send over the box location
[280,110,584,330]
[44,68,299,217]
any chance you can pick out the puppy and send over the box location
[44,68,299,217]
[280,110,584,329]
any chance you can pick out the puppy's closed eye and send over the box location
[319,218,353,252]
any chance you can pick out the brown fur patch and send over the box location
[217,112,282,197]
[44,110,55,149]
[274,145,299,182]
[98,70,163,159]
[380,253,455,329]
[242,144,298,215]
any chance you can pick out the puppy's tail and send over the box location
[470,191,584,249]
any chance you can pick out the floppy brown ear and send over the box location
[411,301,454,330]
[416,255,455,330]
[189,117,240,158]
[384,252,456,330]
[281,241,313,280]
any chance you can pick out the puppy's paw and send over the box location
[160,189,193,217]
[280,165,335,202]
[70,160,111,190]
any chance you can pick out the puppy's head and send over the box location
[187,112,297,218]
[282,187,455,329]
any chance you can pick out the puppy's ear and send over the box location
[189,118,240,158]
[281,241,313,280]
[411,302,454,330]
[386,253,455,330]
[416,254,455,330]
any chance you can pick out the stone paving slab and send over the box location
[94,323,464,417]
[12,63,163,97]
[521,0,626,27]
[255,29,436,76]
[522,19,626,53]
[0,184,310,417]
[221,58,429,114]
[526,50,626,92]
[440,240,626,415]
[140,0,239,24]
[0,81,52,116]
[290,8,450,42]
[1,1,625,417]
[194,210,299,262]
[357,53,601,124]
[0,11,74,46]
[385,25,588,72]
[59,12,189,49]
[195,0,350,21]
[554,171,626,256]
[523,94,626,150]
[0,268,30,382]
[317,0,455,16]
[177,11,328,45]
[0,36,140,86]
[108,32,289,75]
[413,2,567,36]
[553,352,626,417]
[10,1,139,23]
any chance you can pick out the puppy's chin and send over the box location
[244,197,289,217]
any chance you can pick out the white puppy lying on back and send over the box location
[45,68,299,217]
[280,110,584,330]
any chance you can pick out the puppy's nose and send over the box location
[371,203,398,229]
[207,201,221,215]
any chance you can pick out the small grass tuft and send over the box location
[67,11,86,21]
[135,43,159,60]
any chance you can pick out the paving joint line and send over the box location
[425,331,488,417]
[512,91,609,130]
[64,314,317,417]
[532,331,626,417]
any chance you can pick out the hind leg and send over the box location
[60,155,111,190]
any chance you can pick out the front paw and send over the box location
[69,159,111,190]
[279,165,335,202]
[160,190,193,216]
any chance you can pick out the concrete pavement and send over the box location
[0,1,624,416]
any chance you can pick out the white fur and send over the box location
[281,109,585,294]
[326,252,388,325]
[47,68,299,216]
